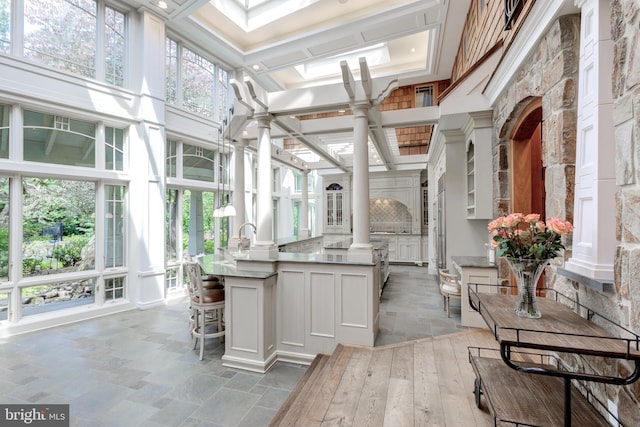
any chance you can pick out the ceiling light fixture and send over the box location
[252,64,260,70]
[158,1,168,9]
[222,106,236,217]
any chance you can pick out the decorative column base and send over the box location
[249,243,279,259]
[298,228,311,238]
[348,243,374,263]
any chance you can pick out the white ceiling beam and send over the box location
[359,57,372,99]
[268,83,353,115]
[295,107,440,136]
[367,107,393,171]
[273,116,349,173]
[341,60,355,100]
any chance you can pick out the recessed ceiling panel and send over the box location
[361,15,421,42]
[260,50,309,69]
[307,34,360,56]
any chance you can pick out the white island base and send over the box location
[199,252,380,373]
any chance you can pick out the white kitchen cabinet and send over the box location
[396,235,421,264]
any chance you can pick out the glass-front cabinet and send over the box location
[325,183,345,233]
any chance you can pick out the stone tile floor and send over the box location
[0,265,470,426]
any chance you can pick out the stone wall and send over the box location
[492,14,580,280]
[612,0,640,420]
[491,6,640,421]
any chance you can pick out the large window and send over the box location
[0,104,8,159]
[22,278,96,316]
[0,292,8,321]
[416,85,434,107]
[293,200,300,236]
[105,127,125,171]
[23,110,96,167]
[104,5,125,86]
[105,185,125,268]
[183,143,215,182]
[22,0,125,86]
[165,37,230,121]
[0,177,8,281]
[22,178,95,277]
[294,171,314,193]
[181,190,218,255]
[166,139,178,178]
[104,276,124,301]
[0,0,9,53]
[166,189,179,262]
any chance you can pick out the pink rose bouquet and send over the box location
[488,213,573,260]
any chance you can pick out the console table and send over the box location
[468,287,640,426]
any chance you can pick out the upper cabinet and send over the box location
[323,178,351,234]
[464,112,493,219]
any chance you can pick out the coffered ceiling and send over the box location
[129,0,471,172]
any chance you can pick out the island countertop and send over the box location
[197,250,378,279]
[323,238,390,250]
[197,255,277,279]
[451,255,496,268]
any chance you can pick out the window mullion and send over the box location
[11,0,25,57]
[95,0,106,81]
[176,43,184,109]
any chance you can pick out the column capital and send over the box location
[233,139,250,148]
[254,112,274,128]
[350,102,371,117]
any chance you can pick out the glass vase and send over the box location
[505,258,550,319]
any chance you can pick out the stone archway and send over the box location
[509,97,545,218]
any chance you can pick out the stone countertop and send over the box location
[198,250,377,279]
[324,237,390,250]
[275,234,323,247]
[197,255,277,279]
[451,256,496,268]
[232,250,376,266]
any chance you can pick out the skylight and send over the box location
[294,43,390,79]
[214,0,321,32]
[232,0,271,8]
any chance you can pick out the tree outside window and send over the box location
[22,0,125,86]
[165,37,230,122]
[22,178,95,277]
[0,0,10,53]
[0,177,8,281]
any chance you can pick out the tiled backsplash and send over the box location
[369,198,412,233]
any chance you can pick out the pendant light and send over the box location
[222,106,236,217]
[213,124,224,218]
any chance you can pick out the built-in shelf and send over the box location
[557,267,614,293]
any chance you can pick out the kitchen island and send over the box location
[323,238,390,295]
[198,250,380,373]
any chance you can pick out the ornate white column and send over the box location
[348,103,373,262]
[564,0,615,282]
[299,170,310,237]
[228,139,248,251]
[131,10,167,308]
[251,113,278,258]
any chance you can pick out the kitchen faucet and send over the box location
[237,222,256,251]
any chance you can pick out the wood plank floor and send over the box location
[270,329,498,427]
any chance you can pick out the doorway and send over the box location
[510,99,545,292]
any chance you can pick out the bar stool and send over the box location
[438,268,461,317]
[184,260,225,360]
